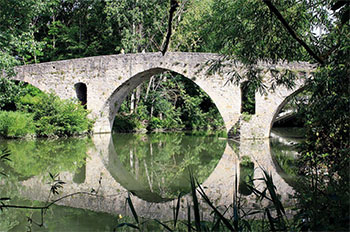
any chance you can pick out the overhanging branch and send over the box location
[262,0,325,65]
[161,0,179,56]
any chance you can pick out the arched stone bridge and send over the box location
[13,52,313,138]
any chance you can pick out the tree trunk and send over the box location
[135,85,141,110]
[130,91,135,114]
[145,76,153,100]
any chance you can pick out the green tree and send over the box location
[0,78,26,111]
[105,0,169,53]
[0,0,48,65]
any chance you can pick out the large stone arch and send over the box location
[99,67,233,132]
[83,53,242,134]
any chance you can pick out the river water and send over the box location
[0,129,302,231]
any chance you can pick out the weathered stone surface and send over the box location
[12,52,314,138]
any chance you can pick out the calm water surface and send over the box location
[0,129,301,231]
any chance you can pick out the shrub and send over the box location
[147,117,162,130]
[0,111,35,138]
[113,114,142,132]
[30,93,93,137]
[0,78,26,111]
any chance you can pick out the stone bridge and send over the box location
[13,52,313,138]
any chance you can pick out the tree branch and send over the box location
[262,0,325,65]
[0,192,100,211]
[161,0,179,56]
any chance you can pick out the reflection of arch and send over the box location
[239,156,254,195]
[239,139,295,204]
[18,133,297,221]
[103,68,226,132]
[270,136,299,188]
[104,134,172,203]
[94,133,238,219]
[100,133,227,203]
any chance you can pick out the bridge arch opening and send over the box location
[107,68,226,134]
[269,88,309,189]
[74,82,87,109]
[270,86,309,138]
[241,81,256,115]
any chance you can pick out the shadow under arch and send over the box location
[103,67,227,132]
[74,82,87,108]
[8,77,47,96]
[268,84,309,137]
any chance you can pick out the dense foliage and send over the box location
[0,79,93,138]
[180,1,349,230]
[174,1,349,230]
[114,72,224,132]
[0,111,35,138]
[296,40,349,230]
[0,0,170,67]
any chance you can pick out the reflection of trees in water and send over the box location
[270,137,299,187]
[0,138,92,179]
[239,156,254,196]
[112,133,226,198]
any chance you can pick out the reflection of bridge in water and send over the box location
[19,134,295,220]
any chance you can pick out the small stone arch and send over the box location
[6,78,47,96]
[74,82,87,109]
[239,79,309,139]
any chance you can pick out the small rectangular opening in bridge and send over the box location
[74,82,87,109]
[241,81,256,115]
